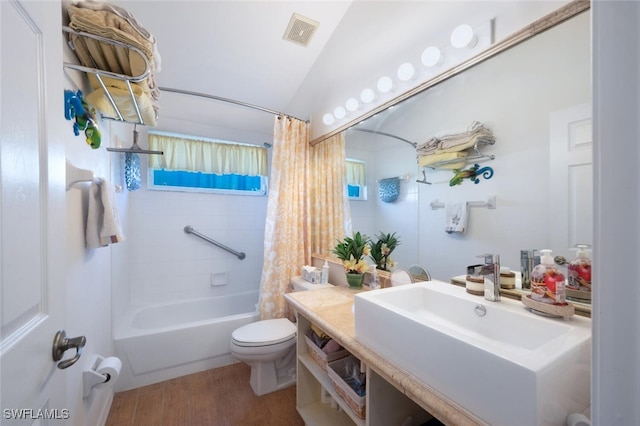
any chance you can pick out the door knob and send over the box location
[52,330,86,369]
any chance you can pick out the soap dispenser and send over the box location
[321,259,330,284]
[567,245,592,292]
[530,249,566,305]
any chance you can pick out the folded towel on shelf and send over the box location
[71,0,157,47]
[416,121,495,155]
[66,3,161,116]
[438,122,494,152]
[418,151,468,168]
[86,178,125,248]
[445,202,469,234]
[67,5,155,59]
[69,34,158,104]
[85,83,157,126]
[415,136,440,155]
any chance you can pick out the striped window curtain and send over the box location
[148,133,267,176]
[345,159,366,187]
[309,132,352,257]
[258,116,310,320]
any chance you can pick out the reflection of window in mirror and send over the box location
[346,158,366,200]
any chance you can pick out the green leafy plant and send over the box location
[332,231,370,274]
[369,231,401,271]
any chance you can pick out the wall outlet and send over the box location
[210,272,228,286]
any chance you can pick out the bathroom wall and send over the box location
[112,114,271,321]
[62,18,119,424]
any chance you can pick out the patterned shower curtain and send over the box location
[309,132,352,256]
[258,116,311,320]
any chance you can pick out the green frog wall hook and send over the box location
[64,90,101,149]
[449,164,494,186]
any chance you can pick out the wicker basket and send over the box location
[327,356,366,419]
[304,335,349,371]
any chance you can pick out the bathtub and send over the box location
[114,291,259,390]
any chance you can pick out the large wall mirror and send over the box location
[327,3,592,309]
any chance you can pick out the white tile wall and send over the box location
[124,182,267,307]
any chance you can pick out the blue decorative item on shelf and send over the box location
[449,164,494,186]
[378,177,400,203]
[124,152,141,191]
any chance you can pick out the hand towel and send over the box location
[378,177,400,203]
[445,202,469,234]
[86,178,125,248]
[125,153,141,191]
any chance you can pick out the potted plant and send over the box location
[332,231,370,289]
[369,231,401,271]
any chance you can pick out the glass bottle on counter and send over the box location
[567,245,592,292]
[530,249,566,305]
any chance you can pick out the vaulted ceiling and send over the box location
[111,1,568,139]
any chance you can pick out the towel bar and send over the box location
[66,161,93,190]
[430,196,496,210]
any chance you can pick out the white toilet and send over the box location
[231,276,332,396]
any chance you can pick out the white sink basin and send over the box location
[354,280,591,426]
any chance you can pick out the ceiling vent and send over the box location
[283,13,319,47]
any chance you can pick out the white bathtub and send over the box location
[114,291,259,390]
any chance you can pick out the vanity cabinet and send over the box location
[294,313,433,426]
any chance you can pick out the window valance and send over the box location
[148,133,268,176]
[345,159,366,187]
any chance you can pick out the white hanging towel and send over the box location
[86,178,125,248]
[445,202,469,234]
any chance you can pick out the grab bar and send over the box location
[183,226,246,260]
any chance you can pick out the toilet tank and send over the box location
[290,276,333,292]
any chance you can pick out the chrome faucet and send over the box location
[477,253,500,302]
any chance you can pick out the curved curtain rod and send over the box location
[159,86,309,123]
[349,128,417,148]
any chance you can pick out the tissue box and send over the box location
[302,266,322,283]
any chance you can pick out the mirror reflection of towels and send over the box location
[445,202,469,234]
[379,177,400,203]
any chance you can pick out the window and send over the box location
[346,158,367,200]
[147,132,268,195]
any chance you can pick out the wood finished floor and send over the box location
[106,362,304,426]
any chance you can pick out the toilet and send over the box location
[231,276,332,396]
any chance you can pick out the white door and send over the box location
[549,103,593,257]
[1,1,70,423]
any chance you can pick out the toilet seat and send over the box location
[231,318,296,348]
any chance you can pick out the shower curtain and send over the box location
[258,119,352,319]
[258,116,311,320]
[309,132,351,255]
